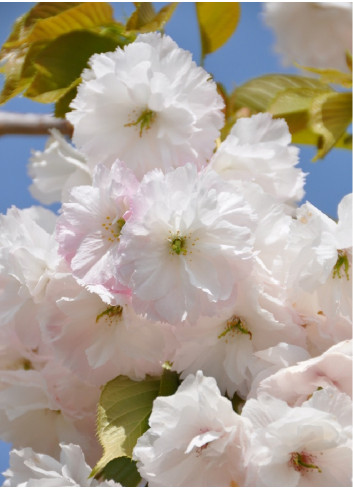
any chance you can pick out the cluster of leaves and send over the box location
[227,59,352,160]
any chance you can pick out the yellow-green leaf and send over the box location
[6,3,116,47]
[309,91,352,160]
[296,63,352,88]
[126,2,178,33]
[291,128,352,152]
[231,74,331,114]
[228,74,352,158]
[0,3,80,55]
[92,375,160,477]
[0,48,29,104]
[126,2,156,30]
[24,30,118,102]
[268,87,332,133]
[196,2,240,61]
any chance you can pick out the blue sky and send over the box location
[0,1,351,482]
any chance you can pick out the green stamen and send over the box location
[172,238,185,255]
[96,305,123,323]
[115,218,125,237]
[125,109,156,137]
[218,315,252,340]
[169,233,187,256]
[333,250,350,280]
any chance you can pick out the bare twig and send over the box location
[0,111,73,137]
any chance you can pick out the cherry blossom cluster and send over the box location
[1,32,351,486]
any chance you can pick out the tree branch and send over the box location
[0,111,73,137]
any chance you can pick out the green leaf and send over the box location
[230,391,245,414]
[126,2,178,33]
[309,91,352,160]
[6,3,116,46]
[230,74,351,158]
[101,457,141,487]
[24,30,118,102]
[92,375,160,477]
[158,368,180,397]
[54,84,79,118]
[196,2,240,61]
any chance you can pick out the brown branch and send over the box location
[0,111,73,137]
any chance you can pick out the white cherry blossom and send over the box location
[263,2,352,72]
[243,391,352,486]
[28,129,91,205]
[68,32,224,179]
[3,443,120,486]
[209,113,305,207]
[133,371,252,486]
[118,163,256,324]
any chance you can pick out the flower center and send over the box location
[218,315,252,341]
[125,108,156,137]
[289,451,322,473]
[168,231,188,256]
[102,216,125,243]
[332,249,350,280]
[96,305,123,325]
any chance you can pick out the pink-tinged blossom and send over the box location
[133,371,252,486]
[253,340,352,405]
[118,163,256,324]
[68,32,224,179]
[41,274,174,386]
[3,443,120,486]
[243,389,352,486]
[56,161,138,303]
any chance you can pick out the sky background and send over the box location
[0,1,351,482]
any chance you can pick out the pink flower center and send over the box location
[218,315,252,341]
[289,451,322,473]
